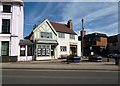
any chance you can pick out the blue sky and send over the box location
[24,2,118,37]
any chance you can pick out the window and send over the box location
[27,46,33,56]
[58,32,65,38]
[60,46,67,52]
[37,44,50,56]
[1,41,9,56]
[40,32,52,39]
[2,19,10,34]
[3,5,11,13]
[95,37,100,41]
[70,34,75,39]
[20,45,26,56]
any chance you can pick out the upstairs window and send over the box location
[2,19,10,33]
[70,34,75,39]
[95,37,100,41]
[40,32,52,39]
[2,19,10,34]
[58,32,65,38]
[3,5,11,13]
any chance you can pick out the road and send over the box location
[2,69,119,84]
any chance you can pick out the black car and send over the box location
[89,55,102,62]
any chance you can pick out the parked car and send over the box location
[107,53,118,58]
[112,54,120,59]
[89,55,102,62]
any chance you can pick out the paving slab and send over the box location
[1,59,119,71]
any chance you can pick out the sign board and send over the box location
[20,45,25,50]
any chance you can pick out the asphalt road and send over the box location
[2,69,119,84]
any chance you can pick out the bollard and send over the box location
[107,57,109,62]
[115,58,119,65]
[67,56,69,64]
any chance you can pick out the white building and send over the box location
[27,19,81,60]
[0,0,24,61]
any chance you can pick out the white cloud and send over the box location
[60,2,118,36]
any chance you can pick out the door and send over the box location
[51,45,55,59]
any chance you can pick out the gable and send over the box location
[33,19,57,40]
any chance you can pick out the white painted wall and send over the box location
[57,33,81,58]
[0,2,24,57]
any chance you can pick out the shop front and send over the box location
[18,39,33,61]
[35,39,58,60]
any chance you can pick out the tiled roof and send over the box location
[49,21,77,35]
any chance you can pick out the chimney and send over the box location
[67,19,73,30]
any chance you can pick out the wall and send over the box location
[33,20,57,41]
[57,33,81,58]
[96,37,107,46]
[0,2,24,57]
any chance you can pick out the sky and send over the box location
[24,1,118,37]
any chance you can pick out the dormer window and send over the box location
[3,5,11,13]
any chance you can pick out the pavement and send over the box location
[1,58,120,71]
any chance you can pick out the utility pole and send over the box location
[81,18,85,58]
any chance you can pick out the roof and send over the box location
[85,33,107,37]
[0,0,24,5]
[49,21,77,35]
[19,39,33,45]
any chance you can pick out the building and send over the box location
[26,19,81,61]
[118,34,120,52]
[79,33,108,56]
[108,34,120,54]
[0,0,24,62]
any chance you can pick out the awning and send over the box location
[19,39,33,45]
[36,39,58,45]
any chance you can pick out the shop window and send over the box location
[37,44,50,56]
[60,46,67,52]
[2,19,10,34]
[20,45,25,56]
[1,41,9,56]
[3,5,11,13]
[27,46,33,56]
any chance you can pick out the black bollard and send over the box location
[115,58,119,65]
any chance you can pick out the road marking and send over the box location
[2,69,119,72]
